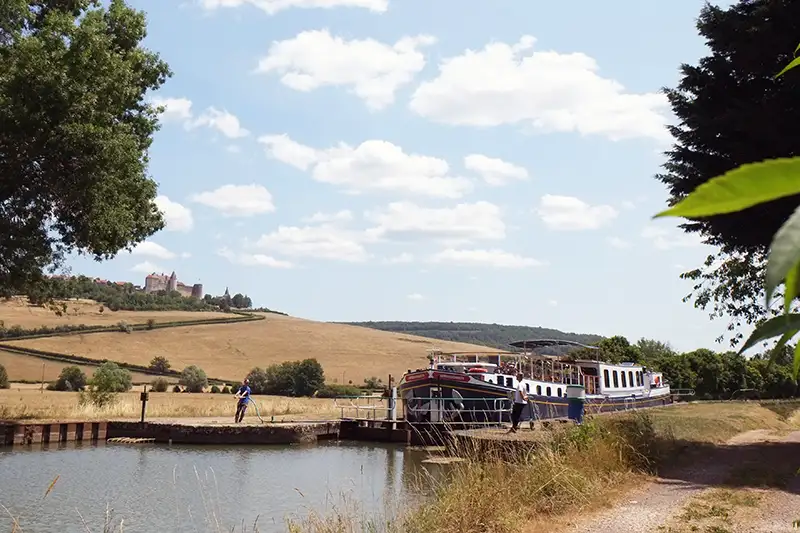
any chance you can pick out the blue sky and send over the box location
[68,0,740,352]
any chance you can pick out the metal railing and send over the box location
[334,395,390,420]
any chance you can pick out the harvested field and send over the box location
[0,351,156,383]
[7,312,500,383]
[0,296,229,328]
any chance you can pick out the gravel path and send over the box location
[560,429,794,533]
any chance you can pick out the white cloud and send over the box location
[152,97,193,121]
[255,225,369,262]
[256,30,435,110]
[641,225,705,250]
[188,108,249,139]
[131,261,164,273]
[384,252,414,264]
[366,201,505,243]
[217,247,293,268]
[191,184,275,217]
[303,210,354,224]
[536,195,618,231]
[410,36,669,141]
[130,241,176,260]
[259,134,472,198]
[430,248,542,268]
[198,0,388,15]
[607,237,631,249]
[407,293,424,301]
[464,154,529,186]
[548,299,558,307]
[181,252,192,259]
[152,96,248,139]
[155,195,194,232]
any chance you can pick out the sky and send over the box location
[66,0,743,353]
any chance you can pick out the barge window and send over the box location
[546,386,552,396]
[628,371,634,387]
[603,369,610,388]
[636,372,641,386]
[621,372,627,388]
[525,383,530,392]
[612,371,619,388]
[557,388,562,397]
[536,385,542,395]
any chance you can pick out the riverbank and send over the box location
[0,388,340,421]
[288,402,800,533]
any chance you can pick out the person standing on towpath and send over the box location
[509,372,528,433]
[234,378,251,423]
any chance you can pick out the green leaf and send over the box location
[738,314,800,354]
[795,42,800,56]
[766,206,800,307]
[784,262,800,314]
[770,328,799,366]
[793,343,800,380]
[777,57,800,78]
[654,158,800,219]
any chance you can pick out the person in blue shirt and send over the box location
[234,378,251,423]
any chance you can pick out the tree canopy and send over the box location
[658,0,800,345]
[0,0,171,296]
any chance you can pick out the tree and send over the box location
[0,364,8,389]
[246,367,269,395]
[53,366,87,391]
[149,356,171,373]
[0,0,172,296]
[232,293,245,308]
[90,362,132,393]
[657,0,800,345]
[179,365,208,393]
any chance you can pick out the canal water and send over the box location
[0,441,446,532]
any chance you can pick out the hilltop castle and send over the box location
[144,271,203,299]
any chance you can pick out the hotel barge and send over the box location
[398,339,671,423]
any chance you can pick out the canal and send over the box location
[0,441,447,532]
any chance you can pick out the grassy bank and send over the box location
[288,402,800,533]
[0,389,340,421]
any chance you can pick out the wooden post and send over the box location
[139,385,149,426]
[40,363,45,393]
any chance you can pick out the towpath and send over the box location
[559,429,800,533]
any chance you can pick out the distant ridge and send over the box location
[337,321,604,352]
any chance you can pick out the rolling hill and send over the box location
[1,304,503,383]
[340,321,604,352]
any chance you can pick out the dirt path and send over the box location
[560,429,800,533]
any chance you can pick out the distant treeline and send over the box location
[341,321,604,353]
[18,275,285,315]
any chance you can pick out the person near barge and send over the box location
[234,378,251,423]
[509,372,528,433]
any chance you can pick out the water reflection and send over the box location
[0,440,448,533]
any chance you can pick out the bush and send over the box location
[221,386,231,394]
[146,318,156,330]
[210,385,220,393]
[315,384,361,398]
[363,376,382,389]
[148,356,171,373]
[0,364,8,389]
[117,321,132,333]
[151,377,169,392]
[52,366,87,391]
[246,367,269,394]
[172,385,182,393]
[179,365,208,393]
[265,358,324,397]
[90,362,132,393]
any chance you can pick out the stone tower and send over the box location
[168,271,178,292]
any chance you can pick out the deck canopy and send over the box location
[508,339,599,351]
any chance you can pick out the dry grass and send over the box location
[0,351,156,384]
[6,311,500,383]
[0,388,339,421]
[0,296,230,328]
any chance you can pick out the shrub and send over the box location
[246,367,269,394]
[148,356,171,373]
[221,386,231,394]
[90,362,132,393]
[179,365,208,393]
[117,320,132,333]
[363,376,382,389]
[98,305,104,313]
[146,318,156,330]
[262,358,324,397]
[315,384,361,398]
[150,377,169,392]
[53,366,87,392]
[0,364,8,389]
[210,385,220,393]
[172,385,182,393]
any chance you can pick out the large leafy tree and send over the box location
[658,0,800,346]
[0,0,171,296]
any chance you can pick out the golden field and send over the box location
[0,388,341,421]
[0,351,157,383]
[0,296,230,328]
[5,310,500,383]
